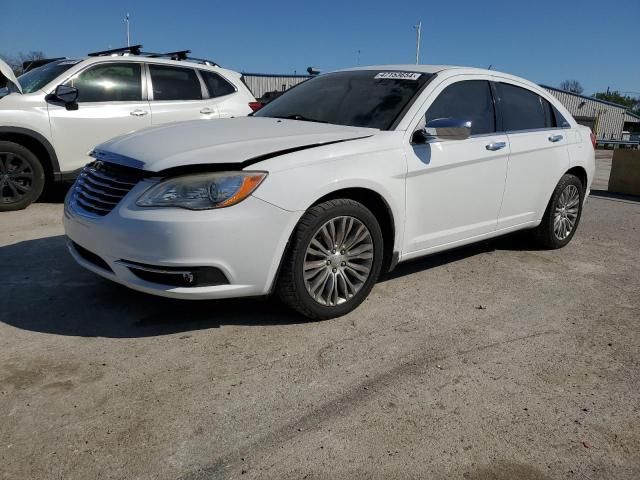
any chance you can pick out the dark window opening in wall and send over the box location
[624,121,640,134]
[574,116,595,130]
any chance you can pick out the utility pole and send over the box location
[124,13,130,47]
[357,49,361,66]
[414,21,422,64]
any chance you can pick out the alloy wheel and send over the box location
[0,151,34,204]
[303,215,374,306]
[553,184,580,240]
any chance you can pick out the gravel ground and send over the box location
[0,183,639,479]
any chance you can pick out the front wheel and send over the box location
[277,199,384,320]
[0,141,45,212]
[533,173,584,249]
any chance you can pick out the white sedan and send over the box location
[64,65,595,319]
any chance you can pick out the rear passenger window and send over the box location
[497,83,546,131]
[200,71,236,98]
[425,80,495,135]
[553,105,570,128]
[149,65,202,101]
[542,99,556,128]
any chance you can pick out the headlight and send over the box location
[137,171,267,210]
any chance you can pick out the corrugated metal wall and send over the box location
[542,86,639,139]
[241,73,311,100]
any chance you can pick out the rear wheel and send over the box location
[277,199,384,319]
[533,173,584,249]
[0,141,45,212]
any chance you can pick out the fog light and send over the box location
[116,260,229,287]
[182,272,195,284]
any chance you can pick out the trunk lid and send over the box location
[0,57,22,94]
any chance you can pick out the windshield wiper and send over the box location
[273,114,328,124]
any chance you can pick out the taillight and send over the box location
[248,102,263,112]
[590,132,596,149]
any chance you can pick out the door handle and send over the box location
[548,134,563,142]
[485,141,507,151]
[200,107,215,115]
[130,109,148,116]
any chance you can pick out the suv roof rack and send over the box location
[148,50,191,61]
[143,50,219,67]
[86,45,219,67]
[88,45,143,57]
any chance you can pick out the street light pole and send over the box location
[124,13,130,47]
[414,21,422,64]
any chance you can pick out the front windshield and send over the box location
[16,59,80,94]
[255,70,433,130]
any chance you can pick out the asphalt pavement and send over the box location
[1,162,639,479]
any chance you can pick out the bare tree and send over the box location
[1,51,46,76]
[559,79,584,95]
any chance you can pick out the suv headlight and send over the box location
[137,171,267,210]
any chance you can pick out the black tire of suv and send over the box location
[276,199,384,320]
[533,173,585,249]
[0,141,45,212]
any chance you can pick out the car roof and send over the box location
[340,64,544,92]
[68,55,239,75]
[342,64,462,74]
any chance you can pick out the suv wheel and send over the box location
[534,173,584,249]
[0,141,45,212]
[277,199,384,320]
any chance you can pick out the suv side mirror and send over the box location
[49,85,79,110]
[412,117,472,144]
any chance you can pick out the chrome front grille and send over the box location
[72,161,146,216]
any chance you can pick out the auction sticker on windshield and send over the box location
[374,72,422,80]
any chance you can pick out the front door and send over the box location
[48,61,151,172]
[403,78,509,255]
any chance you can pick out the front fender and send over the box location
[252,144,407,254]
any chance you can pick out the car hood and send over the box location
[93,117,378,172]
[0,57,22,94]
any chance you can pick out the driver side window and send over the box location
[426,80,496,135]
[66,63,142,103]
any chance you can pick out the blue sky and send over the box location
[2,0,638,95]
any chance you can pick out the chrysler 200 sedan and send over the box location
[64,65,596,319]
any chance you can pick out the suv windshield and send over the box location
[255,70,432,130]
[16,59,80,94]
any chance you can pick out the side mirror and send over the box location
[412,117,472,143]
[48,85,79,110]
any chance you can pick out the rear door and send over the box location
[199,70,246,118]
[147,63,218,124]
[494,81,570,229]
[48,61,151,172]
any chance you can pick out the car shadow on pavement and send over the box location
[380,230,544,282]
[0,235,307,338]
[0,231,544,338]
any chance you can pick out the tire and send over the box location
[277,199,384,320]
[0,141,45,212]
[533,173,584,249]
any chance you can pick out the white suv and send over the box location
[64,65,595,319]
[0,46,257,211]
